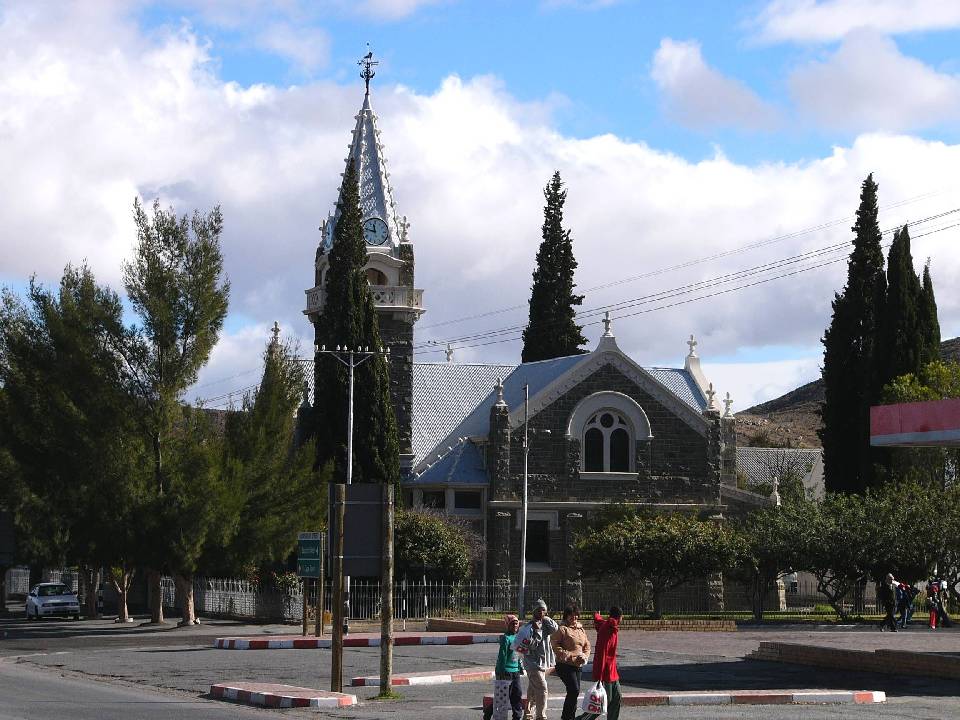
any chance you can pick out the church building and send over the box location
[306,57,767,584]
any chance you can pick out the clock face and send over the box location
[363,217,389,246]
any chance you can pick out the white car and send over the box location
[25,582,81,620]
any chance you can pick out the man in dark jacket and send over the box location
[879,573,898,632]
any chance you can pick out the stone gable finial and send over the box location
[270,321,280,350]
[723,392,733,417]
[602,311,613,338]
[494,377,507,408]
[706,382,717,410]
[687,334,698,358]
[445,343,454,363]
[772,476,782,508]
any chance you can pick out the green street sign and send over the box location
[298,538,320,559]
[297,558,320,578]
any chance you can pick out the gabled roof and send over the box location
[323,90,404,252]
[410,340,710,475]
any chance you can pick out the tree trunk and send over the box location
[652,590,663,619]
[111,568,133,623]
[175,574,195,626]
[81,566,101,619]
[148,569,164,623]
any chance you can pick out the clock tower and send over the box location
[305,52,424,473]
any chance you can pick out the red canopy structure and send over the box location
[870,398,960,448]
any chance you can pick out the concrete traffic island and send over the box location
[749,641,960,681]
[213,630,500,649]
[351,667,495,686]
[210,682,358,708]
[481,689,886,713]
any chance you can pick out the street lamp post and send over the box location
[518,384,529,619]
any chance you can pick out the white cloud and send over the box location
[1,4,959,411]
[256,22,330,73]
[650,38,779,130]
[789,29,960,131]
[754,0,960,44]
[353,0,449,20]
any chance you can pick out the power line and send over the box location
[413,219,960,357]
[414,207,959,352]
[416,191,953,333]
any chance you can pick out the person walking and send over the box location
[551,605,590,720]
[577,607,622,720]
[516,599,558,720]
[897,581,917,628]
[494,614,524,720]
[879,574,898,632]
[927,581,939,629]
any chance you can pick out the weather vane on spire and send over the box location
[359,45,378,95]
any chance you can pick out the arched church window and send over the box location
[366,268,388,286]
[584,428,604,472]
[582,411,634,473]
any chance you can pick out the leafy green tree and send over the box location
[784,494,875,618]
[521,171,587,363]
[211,336,327,575]
[575,511,739,618]
[863,481,938,585]
[394,508,481,581]
[0,267,150,617]
[729,509,795,621]
[121,198,230,623]
[820,174,887,493]
[314,158,399,485]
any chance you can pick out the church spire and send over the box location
[322,49,403,253]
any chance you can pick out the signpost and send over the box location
[298,532,322,637]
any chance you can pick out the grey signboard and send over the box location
[329,483,383,578]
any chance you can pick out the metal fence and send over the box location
[4,567,78,598]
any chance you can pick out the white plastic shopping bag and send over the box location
[581,681,607,715]
[511,623,534,656]
[492,678,512,720]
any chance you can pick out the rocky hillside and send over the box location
[736,337,959,449]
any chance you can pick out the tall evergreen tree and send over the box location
[315,158,399,485]
[879,226,923,385]
[819,174,887,493]
[122,198,231,623]
[521,171,587,362]
[918,262,941,366]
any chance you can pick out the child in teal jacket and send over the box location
[493,614,524,720]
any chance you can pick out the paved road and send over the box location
[4,610,960,719]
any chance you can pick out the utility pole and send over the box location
[378,483,395,694]
[518,384,529,619]
[317,344,389,637]
[331,482,345,693]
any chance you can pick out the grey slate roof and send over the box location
[407,438,488,486]
[412,362,515,464]
[736,446,824,499]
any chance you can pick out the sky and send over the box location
[1,0,959,414]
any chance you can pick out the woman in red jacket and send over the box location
[577,607,621,720]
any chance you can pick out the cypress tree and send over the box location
[521,171,587,363]
[879,226,923,385]
[918,262,941,366]
[819,174,887,493]
[315,158,399,485]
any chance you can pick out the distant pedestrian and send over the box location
[879,574,898,632]
[576,607,622,720]
[897,582,917,628]
[514,599,558,720]
[551,605,590,720]
[927,581,940,629]
[494,614,524,720]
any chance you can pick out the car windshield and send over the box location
[38,585,68,597]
